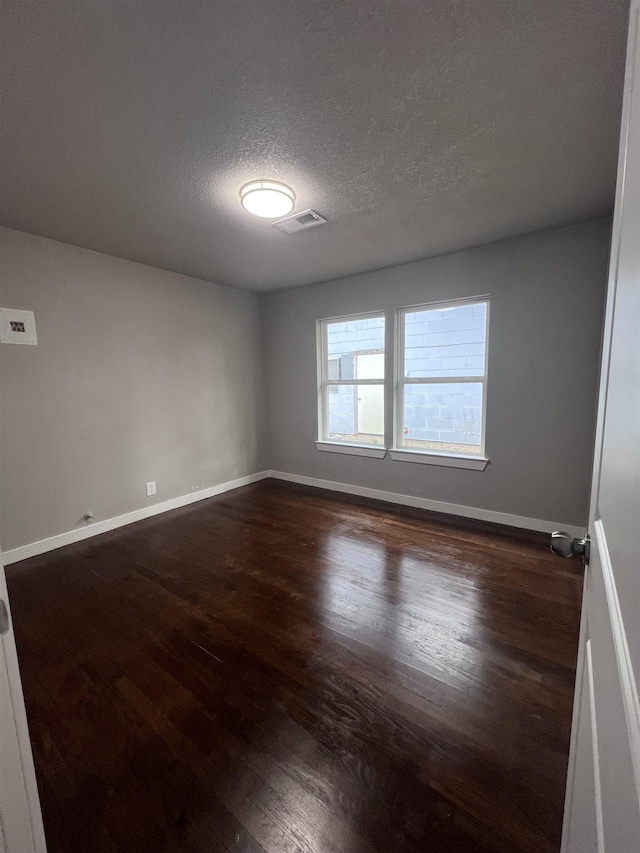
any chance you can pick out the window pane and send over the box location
[402,382,483,453]
[327,384,384,445]
[404,302,486,378]
[327,316,385,380]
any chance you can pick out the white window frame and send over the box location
[391,296,490,470]
[316,311,387,458]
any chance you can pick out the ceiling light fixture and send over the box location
[240,180,295,218]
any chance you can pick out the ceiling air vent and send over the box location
[272,209,327,234]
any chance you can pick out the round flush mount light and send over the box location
[240,180,295,218]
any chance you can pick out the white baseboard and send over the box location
[3,468,584,565]
[268,470,585,538]
[2,471,270,565]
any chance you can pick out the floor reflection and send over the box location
[319,529,484,692]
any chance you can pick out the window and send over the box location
[317,313,386,457]
[392,298,489,469]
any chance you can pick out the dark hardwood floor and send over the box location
[6,479,583,853]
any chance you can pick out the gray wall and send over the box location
[0,219,610,550]
[0,227,267,551]
[263,220,610,527]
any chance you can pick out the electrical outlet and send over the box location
[146,481,156,497]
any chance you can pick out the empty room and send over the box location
[1,2,638,852]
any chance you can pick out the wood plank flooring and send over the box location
[6,479,583,853]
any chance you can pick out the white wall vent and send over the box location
[272,209,327,234]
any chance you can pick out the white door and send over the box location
[0,550,47,851]
[560,2,640,850]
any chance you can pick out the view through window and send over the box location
[319,314,385,446]
[397,299,488,455]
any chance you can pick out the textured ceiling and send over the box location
[1,1,629,292]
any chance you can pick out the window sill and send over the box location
[315,441,387,459]
[389,448,489,470]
